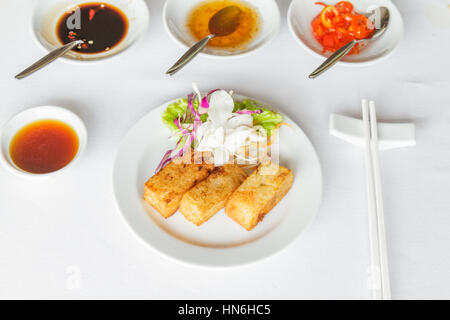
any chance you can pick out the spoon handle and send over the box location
[15,40,83,80]
[166,34,215,76]
[309,40,357,79]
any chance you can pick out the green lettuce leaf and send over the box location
[233,99,283,136]
[161,98,208,133]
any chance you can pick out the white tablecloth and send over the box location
[1,0,449,299]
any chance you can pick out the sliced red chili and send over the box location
[311,1,375,55]
[89,8,96,21]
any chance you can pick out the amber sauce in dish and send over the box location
[56,2,128,54]
[9,120,79,174]
[187,0,260,49]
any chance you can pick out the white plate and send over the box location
[287,0,404,66]
[113,95,322,267]
[163,0,280,58]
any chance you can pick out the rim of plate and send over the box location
[162,0,281,60]
[112,95,323,268]
[287,0,404,67]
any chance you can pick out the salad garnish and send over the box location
[157,84,283,172]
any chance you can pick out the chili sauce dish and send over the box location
[32,0,149,62]
[287,0,404,65]
[163,0,280,58]
[0,106,87,178]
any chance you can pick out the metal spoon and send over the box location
[308,7,390,79]
[166,5,242,76]
[15,40,84,80]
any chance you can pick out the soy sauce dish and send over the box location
[163,0,280,58]
[32,0,149,62]
[0,106,87,178]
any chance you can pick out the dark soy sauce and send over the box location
[57,2,128,54]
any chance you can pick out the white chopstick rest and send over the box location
[330,100,416,300]
[329,114,416,150]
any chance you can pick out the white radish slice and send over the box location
[207,90,234,126]
[226,114,253,129]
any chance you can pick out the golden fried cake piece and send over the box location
[179,164,247,226]
[225,161,293,231]
[144,159,214,218]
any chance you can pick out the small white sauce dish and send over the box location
[163,0,280,58]
[0,106,87,179]
[287,0,404,66]
[32,0,150,62]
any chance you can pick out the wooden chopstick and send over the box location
[369,101,391,300]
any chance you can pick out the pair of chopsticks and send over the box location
[361,100,391,300]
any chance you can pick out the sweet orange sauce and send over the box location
[187,0,260,49]
[10,120,79,174]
